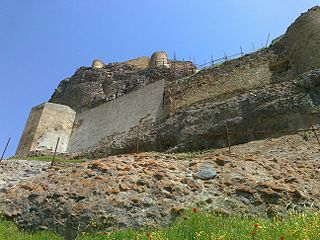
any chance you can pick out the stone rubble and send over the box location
[0,160,49,193]
[0,134,319,238]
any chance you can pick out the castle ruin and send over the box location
[16,52,171,156]
[16,7,320,157]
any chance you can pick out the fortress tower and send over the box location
[92,59,105,69]
[149,51,170,67]
[16,103,76,156]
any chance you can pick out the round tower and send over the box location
[92,59,105,69]
[149,51,170,67]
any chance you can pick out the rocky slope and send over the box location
[1,134,319,238]
[0,160,49,193]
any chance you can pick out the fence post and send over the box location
[224,53,228,61]
[135,119,143,153]
[308,118,320,146]
[240,47,244,56]
[252,42,256,51]
[224,125,231,153]
[265,33,271,47]
[51,137,60,167]
[0,137,11,162]
[173,51,176,78]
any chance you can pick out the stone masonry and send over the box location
[16,103,76,155]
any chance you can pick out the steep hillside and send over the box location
[1,133,319,237]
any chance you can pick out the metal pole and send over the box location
[51,137,60,167]
[224,53,228,61]
[265,33,271,47]
[225,125,231,153]
[173,51,176,79]
[136,120,142,153]
[0,137,11,161]
[252,42,256,51]
[308,118,320,146]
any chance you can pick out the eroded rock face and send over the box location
[77,69,320,158]
[272,6,320,75]
[1,134,319,237]
[49,60,196,113]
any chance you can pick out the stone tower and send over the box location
[16,103,76,156]
[149,51,170,67]
[92,59,105,69]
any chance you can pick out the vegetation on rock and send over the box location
[1,210,319,239]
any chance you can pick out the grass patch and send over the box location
[79,210,320,240]
[13,155,85,164]
[0,210,319,239]
[0,216,62,240]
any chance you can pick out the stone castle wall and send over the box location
[16,103,76,155]
[67,80,165,152]
[17,80,165,155]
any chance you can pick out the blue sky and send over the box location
[0,0,319,157]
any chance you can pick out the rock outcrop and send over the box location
[1,134,319,237]
[49,55,196,113]
[75,68,320,158]
[0,160,49,193]
[273,6,320,75]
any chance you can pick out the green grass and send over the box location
[78,210,320,240]
[1,209,319,240]
[0,216,62,240]
[12,155,85,164]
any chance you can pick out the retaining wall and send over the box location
[67,80,165,152]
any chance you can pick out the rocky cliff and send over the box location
[49,7,320,158]
[49,58,195,113]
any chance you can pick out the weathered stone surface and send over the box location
[272,6,320,75]
[79,68,320,157]
[0,160,49,193]
[49,60,196,113]
[67,80,165,153]
[16,103,76,156]
[194,164,217,180]
[1,134,320,237]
